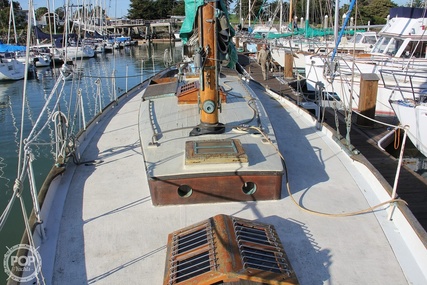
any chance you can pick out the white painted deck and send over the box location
[139,75,283,178]
[33,70,427,284]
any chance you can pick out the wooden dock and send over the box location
[240,55,427,232]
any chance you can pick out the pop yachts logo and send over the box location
[3,244,42,282]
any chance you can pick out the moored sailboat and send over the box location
[382,69,427,158]
[305,7,427,116]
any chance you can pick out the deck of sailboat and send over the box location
[35,68,426,284]
[244,55,427,231]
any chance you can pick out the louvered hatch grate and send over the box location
[163,215,299,285]
[233,218,293,275]
[167,221,217,284]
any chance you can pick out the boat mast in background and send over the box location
[279,0,283,32]
[7,1,18,44]
[305,0,310,35]
[334,0,339,44]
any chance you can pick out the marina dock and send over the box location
[241,55,427,232]
[76,18,180,43]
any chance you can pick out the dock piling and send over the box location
[357,73,379,126]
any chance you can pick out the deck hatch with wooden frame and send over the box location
[163,214,299,285]
[232,217,292,275]
[185,139,248,164]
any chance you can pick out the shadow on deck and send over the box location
[240,55,427,232]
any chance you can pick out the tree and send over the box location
[129,0,228,20]
[35,7,48,21]
[128,0,159,19]
[233,0,264,24]
[171,0,185,15]
[156,0,175,18]
[12,1,25,29]
[342,0,397,25]
[0,1,25,33]
[55,7,66,20]
[406,0,425,7]
[90,5,107,20]
[365,0,397,24]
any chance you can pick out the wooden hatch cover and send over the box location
[163,214,299,285]
[185,139,248,164]
[177,81,227,104]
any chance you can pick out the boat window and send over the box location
[322,91,341,101]
[372,37,390,54]
[349,34,363,43]
[391,39,405,56]
[420,42,427,58]
[177,185,193,198]
[364,36,378,44]
[242,182,257,195]
[402,41,427,58]
[385,38,397,55]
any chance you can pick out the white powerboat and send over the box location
[0,53,26,81]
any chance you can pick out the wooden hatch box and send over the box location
[177,81,227,104]
[163,214,299,285]
[148,139,283,206]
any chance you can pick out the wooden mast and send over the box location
[190,0,225,136]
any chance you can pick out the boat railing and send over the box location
[380,69,427,103]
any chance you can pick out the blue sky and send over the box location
[18,0,409,19]
[18,0,131,18]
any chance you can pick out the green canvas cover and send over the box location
[180,0,204,43]
[179,0,237,68]
[252,27,360,40]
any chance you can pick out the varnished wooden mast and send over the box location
[190,0,225,136]
[200,2,217,125]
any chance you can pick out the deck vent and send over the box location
[233,218,291,275]
[177,81,227,104]
[185,139,248,165]
[164,214,298,285]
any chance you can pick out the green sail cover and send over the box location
[179,0,204,43]
[179,0,237,68]
[252,27,361,40]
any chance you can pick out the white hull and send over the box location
[390,85,427,157]
[270,31,377,70]
[0,58,25,81]
[33,55,52,67]
[303,7,427,116]
[304,55,419,116]
[270,47,308,70]
[64,46,95,60]
[16,54,51,67]
[384,68,427,157]
[31,44,64,63]
[391,102,427,157]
